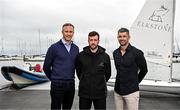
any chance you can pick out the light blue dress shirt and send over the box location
[61,38,72,53]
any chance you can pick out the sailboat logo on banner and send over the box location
[149,5,169,22]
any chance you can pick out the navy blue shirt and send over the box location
[43,39,79,82]
[113,44,148,95]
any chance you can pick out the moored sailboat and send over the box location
[108,0,180,94]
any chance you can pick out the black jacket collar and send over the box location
[83,46,106,55]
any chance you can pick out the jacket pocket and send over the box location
[79,74,90,95]
[93,75,106,92]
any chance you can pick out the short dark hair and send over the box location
[88,31,100,39]
[62,23,74,30]
[118,28,129,35]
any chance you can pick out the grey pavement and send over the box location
[0,89,180,110]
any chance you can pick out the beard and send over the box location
[90,44,98,50]
[119,40,128,46]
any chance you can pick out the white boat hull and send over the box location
[107,78,180,94]
[9,73,36,84]
[1,66,49,89]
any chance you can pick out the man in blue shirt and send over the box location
[43,23,79,110]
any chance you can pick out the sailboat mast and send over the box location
[38,29,41,55]
[1,37,4,55]
[169,0,176,82]
[175,38,180,53]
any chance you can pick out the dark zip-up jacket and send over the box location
[75,46,111,99]
[113,44,148,95]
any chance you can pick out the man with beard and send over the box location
[113,28,148,110]
[75,31,111,110]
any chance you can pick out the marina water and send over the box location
[0,60,180,89]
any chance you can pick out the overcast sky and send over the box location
[0,0,180,55]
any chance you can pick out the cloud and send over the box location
[0,0,179,55]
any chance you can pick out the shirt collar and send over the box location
[126,43,132,51]
[61,38,73,46]
[119,43,132,51]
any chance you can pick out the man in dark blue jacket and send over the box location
[43,23,79,110]
[113,28,148,110]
